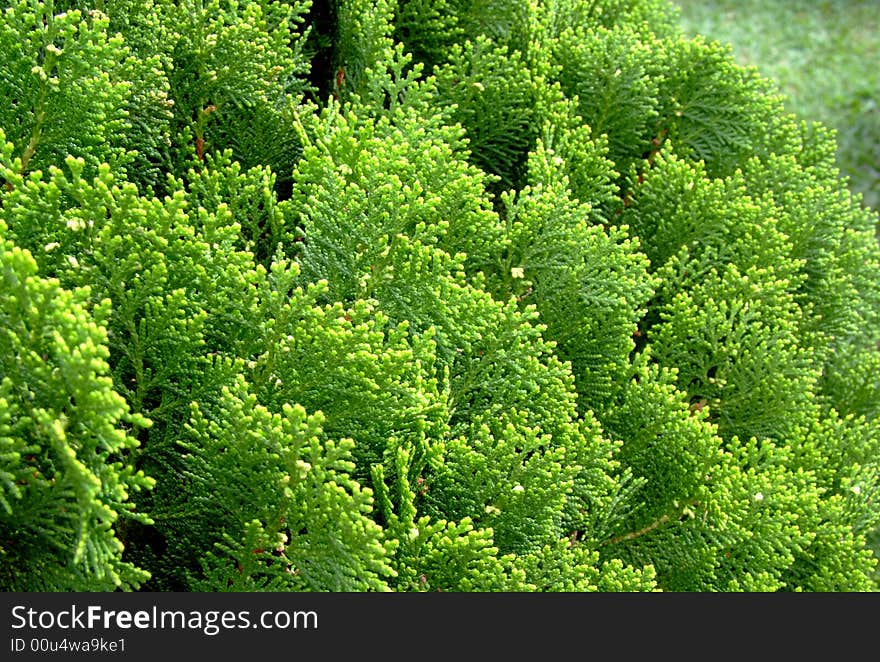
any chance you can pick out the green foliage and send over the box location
[432,35,540,191]
[155,0,312,182]
[0,1,132,178]
[489,142,654,413]
[1,0,878,592]
[676,0,880,211]
[290,93,503,285]
[554,24,661,177]
[182,376,397,591]
[0,212,153,591]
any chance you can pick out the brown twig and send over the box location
[601,499,702,547]
[603,513,671,546]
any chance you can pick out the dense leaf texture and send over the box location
[1,0,878,591]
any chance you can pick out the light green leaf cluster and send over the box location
[290,94,503,288]
[183,376,396,591]
[0,215,153,590]
[0,1,132,177]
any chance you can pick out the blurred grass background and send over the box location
[673,0,879,212]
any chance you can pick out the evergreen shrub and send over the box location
[1,0,878,591]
